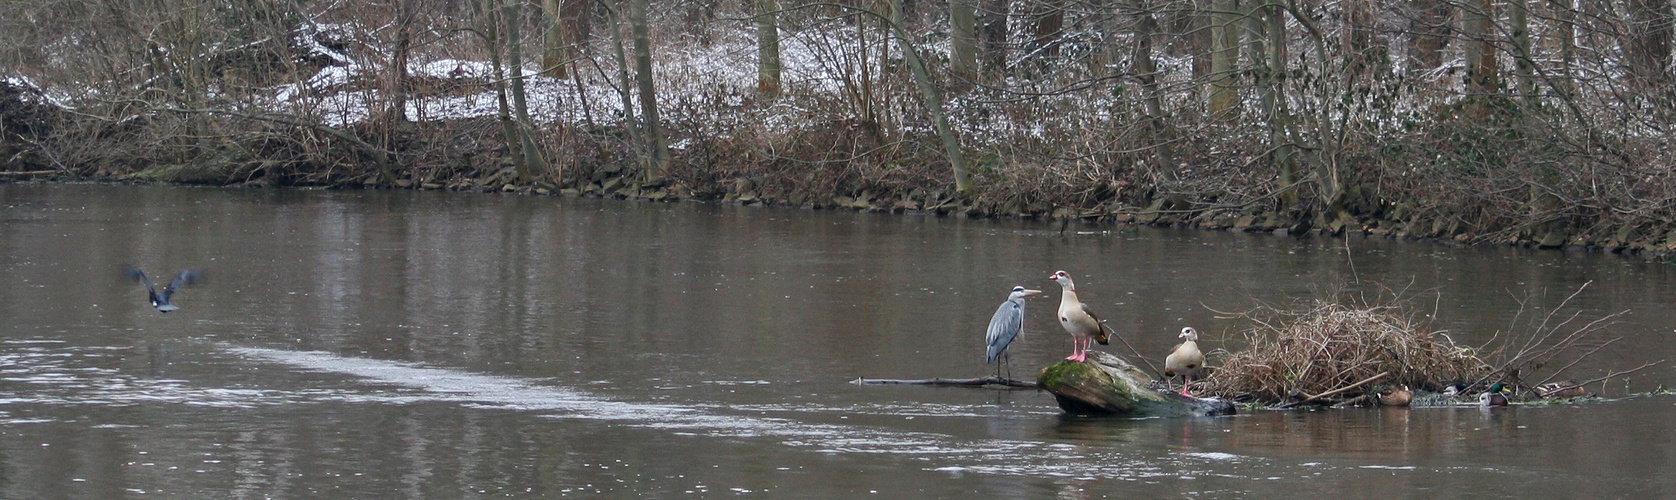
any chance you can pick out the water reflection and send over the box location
[3,184,1676,497]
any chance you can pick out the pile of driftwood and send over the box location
[1199,284,1660,407]
[862,284,1659,416]
[1200,301,1487,405]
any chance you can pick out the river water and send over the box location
[1,183,1673,497]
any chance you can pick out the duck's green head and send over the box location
[1489,382,1509,394]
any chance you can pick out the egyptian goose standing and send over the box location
[1164,327,1205,396]
[1048,271,1111,362]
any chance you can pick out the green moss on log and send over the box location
[1038,352,1235,417]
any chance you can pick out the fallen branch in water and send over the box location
[1573,359,1666,391]
[1474,281,1631,393]
[850,376,1036,388]
[1279,372,1389,409]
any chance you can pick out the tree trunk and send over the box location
[479,0,531,183]
[884,0,972,194]
[1097,0,1124,77]
[629,0,669,179]
[1626,0,1674,84]
[505,0,548,178]
[1207,0,1239,121]
[606,0,638,155]
[1038,351,1236,416]
[1342,0,1386,76]
[542,0,566,78]
[757,0,782,97]
[1131,0,1177,181]
[1406,0,1449,79]
[1510,0,1537,102]
[979,0,1009,79]
[390,22,411,124]
[1029,0,1064,62]
[1190,1,1211,92]
[1550,0,1577,96]
[949,0,978,92]
[1463,0,1499,96]
[1261,2,1296,207]
[541,0,590,78]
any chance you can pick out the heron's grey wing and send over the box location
[163,269,201,298]
[126,268,157,295]
[986,301,1024,362]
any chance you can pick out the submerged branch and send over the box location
[850,376,1035,388]
[1278,372,1388,409]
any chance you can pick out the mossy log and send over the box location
[1038,351,1235,417]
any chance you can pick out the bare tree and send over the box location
[1207,0,1239,120]
[758,0,783,97]
[1625,0,1674,84]
[1406,0,1449,79]
[541,0,591,78]
[477,0,531,182]
[950,0,979,92]
[629,0,669,179]
[979,0,1009,78]
[505,0,548,177]
[1462,0,1499,96]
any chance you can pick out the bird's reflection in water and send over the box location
[146,342,171,378]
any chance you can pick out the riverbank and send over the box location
[7,165,1675,262]
[5,4,1675,261]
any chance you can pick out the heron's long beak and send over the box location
[1021,289,1042,296]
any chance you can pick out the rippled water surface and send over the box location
[3,184,1675,497]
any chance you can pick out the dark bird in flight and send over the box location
[126,268,202,313]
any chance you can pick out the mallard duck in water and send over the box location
[1377,386,1412,407]
[1535,380,1589,399]
[1479,382,1511,407]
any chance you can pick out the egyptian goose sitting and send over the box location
[1164,327,1205,396]
[1377,386,1412,407]
[1048,271,1111,362]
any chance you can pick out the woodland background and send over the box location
[2,0,1674,252]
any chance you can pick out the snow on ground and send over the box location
[266,22,924,130]
[3,75,73,109]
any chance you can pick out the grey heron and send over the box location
[986,285,1041,379]
[126,268,202,313]
[1048,271,1111,362]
